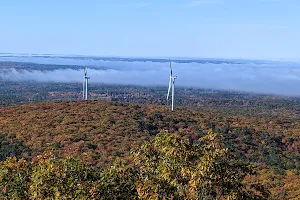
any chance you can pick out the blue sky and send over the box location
[1,0,300,60]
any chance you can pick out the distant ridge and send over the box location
[1,53,296,65]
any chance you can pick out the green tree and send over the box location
[131,131,269,200]
[28,152,98,200]
[0,157,31,199]
[90,161,138,200]
[0,134,31,161]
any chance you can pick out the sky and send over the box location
[1,0,300,60]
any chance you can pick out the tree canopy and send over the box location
[0,131,269,200]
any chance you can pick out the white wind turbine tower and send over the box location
[83,67,90,100]
[167,59,177,111]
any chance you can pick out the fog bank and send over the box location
[1,56,300,96]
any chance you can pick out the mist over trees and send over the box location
[2,58,300,95]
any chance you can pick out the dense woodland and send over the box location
[0,98,299,199]
[2,80,300,109]
[0,131,271,199]
[0,67,300,199]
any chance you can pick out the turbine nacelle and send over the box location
[83,68,90,79]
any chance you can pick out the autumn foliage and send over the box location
[1,131,269,200]
[0,100,299,199]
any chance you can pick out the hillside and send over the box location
[0,100,300,199]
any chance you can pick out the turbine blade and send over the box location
[167,77,172,100]
[169,59,172,76]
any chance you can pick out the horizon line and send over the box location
[0,52,299,63]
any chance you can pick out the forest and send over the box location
[0,98,299,199]
[0,131,271,199]
[0,67,300,199]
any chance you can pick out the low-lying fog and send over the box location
[1,55,300,96]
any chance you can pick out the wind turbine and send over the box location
[83,67,90,100]
[167,59,177,111]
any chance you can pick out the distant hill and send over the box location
[0,53,294,65]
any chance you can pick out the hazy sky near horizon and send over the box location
[1,0,300,60]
